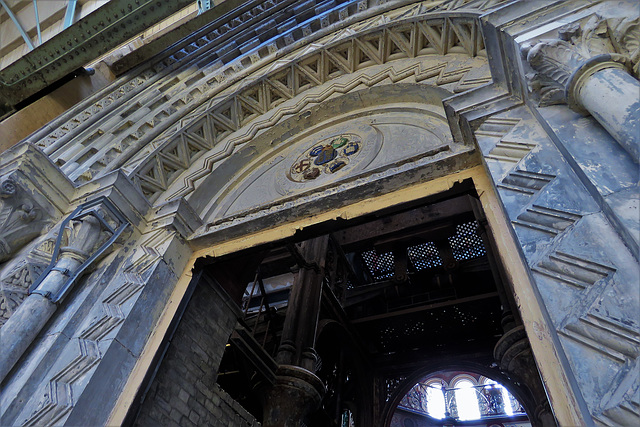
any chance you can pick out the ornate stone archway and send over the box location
[0,0,637,426]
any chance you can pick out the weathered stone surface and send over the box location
[0,1,637,426]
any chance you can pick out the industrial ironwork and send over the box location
[0,0,195,115]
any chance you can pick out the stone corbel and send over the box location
[0,144,77,264]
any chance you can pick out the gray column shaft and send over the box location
[0,294,56,382]
[577,67,640,161]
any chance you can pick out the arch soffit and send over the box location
[135,11,493,210]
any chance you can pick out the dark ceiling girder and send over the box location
[0,0,194,112]
[332,196,477,249]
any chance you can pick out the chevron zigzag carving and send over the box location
[513,205,582,235]
[19,230,178,426]
[150,57,486,202]
[560,314,639,364]
[498,169,555,195]
[532,251,616,290]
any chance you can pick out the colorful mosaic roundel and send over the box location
[288,134,363,182]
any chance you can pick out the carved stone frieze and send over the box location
[523,14,639,107]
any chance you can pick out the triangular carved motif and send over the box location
[449,19,475,55]
[418,20,446,55]
[238,85,267,115]
[215,101,236,125]
[190,121,208,141]
[209,117,235,144]
[182,135,207,162]
[387,24,415,59]
[159,143,189,170]
[326,42,354,74]
[139,159,167,192]
[355,31,385,67]
[265,73,294,108]
[325,50,351,78]
[159,157,182,183]
[211,100,238,134]
[294,65,320,94]
[297,54,324,85]
[237,96,263,126]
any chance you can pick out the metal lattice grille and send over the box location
[448,221,486,260]
[407,242,443,270]
[361,249,395,281]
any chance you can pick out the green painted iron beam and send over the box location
[0,0,194,113]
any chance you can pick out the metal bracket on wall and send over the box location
[29,197,129,303]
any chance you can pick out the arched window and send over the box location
[452,378,480,420]
[424,380,446,419]
[394,371,529,425]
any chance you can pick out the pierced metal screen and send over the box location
[361,249,395,281]
[448,221,486,261]
[407,242,443,270]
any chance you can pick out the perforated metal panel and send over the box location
[407,242,443,270]
[448,221,486,261]
[361,249,395,281]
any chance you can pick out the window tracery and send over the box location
[396,371,527,423]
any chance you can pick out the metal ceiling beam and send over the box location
[0,0,35,50]
[63,0,78,29]
[0,0,195,114]
[33,0,42,45]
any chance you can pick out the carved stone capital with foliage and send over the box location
[0,176,54,263]
[522,14,639,107]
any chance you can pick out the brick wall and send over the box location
[135,279,258,426]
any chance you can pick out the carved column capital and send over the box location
[523,15,638,108]
[0,176,54,262]
[494,326,556,426]
[262,365,325,427]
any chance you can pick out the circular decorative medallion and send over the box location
[288,134,363,182]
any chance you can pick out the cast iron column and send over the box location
[263,236,329,427]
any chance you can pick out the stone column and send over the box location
[263,236,329,427]
[524,19,640,161]
[0,208,111,383]
[569,62,640,159]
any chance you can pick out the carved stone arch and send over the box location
[381,362,537,427]
[132,12,492,206]
[183,83,463,224]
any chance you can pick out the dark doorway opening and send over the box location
[132,180,552,426]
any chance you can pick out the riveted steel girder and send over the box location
[0,0,194,113]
